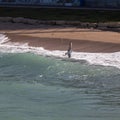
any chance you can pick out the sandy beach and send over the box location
[0,22,120,53]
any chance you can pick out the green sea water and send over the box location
[0,53,120,120]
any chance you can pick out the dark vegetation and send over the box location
[0,7,120,22]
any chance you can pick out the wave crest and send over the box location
[0,34,120,69]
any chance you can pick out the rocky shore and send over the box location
[0,17,119,31]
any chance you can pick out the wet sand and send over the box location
[0,22,120,53]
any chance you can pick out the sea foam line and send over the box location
[0,34,120,69]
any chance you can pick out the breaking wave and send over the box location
[0,33,120,69]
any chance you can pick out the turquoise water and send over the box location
[0,53,120,120]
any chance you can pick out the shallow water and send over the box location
[0,53,120,120]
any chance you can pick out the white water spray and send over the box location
[0,34,120,69]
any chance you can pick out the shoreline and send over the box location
[6,33,120,53]
[0,22,120,53]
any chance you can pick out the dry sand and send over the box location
[0,22,120,53]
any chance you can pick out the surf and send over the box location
[0,33,120,120]
[0,33,120,69]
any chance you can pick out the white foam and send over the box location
[0,33,120,69]
[0,34,9,44]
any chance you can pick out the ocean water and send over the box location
[0,34,120,120]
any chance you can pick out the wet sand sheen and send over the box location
[0,22,120,53]
[7,33,120,53]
